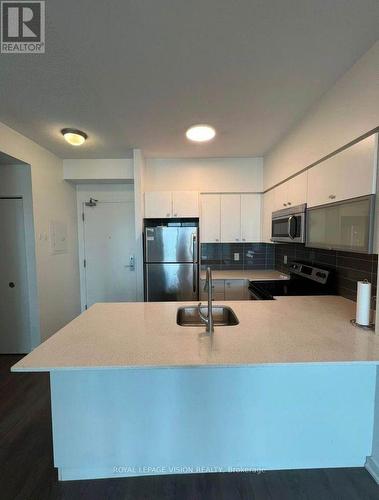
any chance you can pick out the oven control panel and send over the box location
[289,262,329,284]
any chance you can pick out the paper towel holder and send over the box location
[350,319,375,331]
[351,294,376,331]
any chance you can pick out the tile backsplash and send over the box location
[274,243,378,302]
[201,243,274,271]
[201,242,378,302]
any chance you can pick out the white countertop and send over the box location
[12,296,379,372]
[200,269,289,281]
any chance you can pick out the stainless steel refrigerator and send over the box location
[144,223,199,301]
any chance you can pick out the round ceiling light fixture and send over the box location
[61,128,88,146]
[186,124,216,143]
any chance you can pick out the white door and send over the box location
[221,194,241,242]
[172,191,199,217]
[144,191,172,218]
[83,201,137,308]
[200,194,221,243]
[241,194,261,242]
[0,198,30,353]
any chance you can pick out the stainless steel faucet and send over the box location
[198,267,214,333]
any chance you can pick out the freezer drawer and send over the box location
[145,226,198,263]
[145,263,198,302]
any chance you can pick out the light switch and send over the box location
[234,253,240,261]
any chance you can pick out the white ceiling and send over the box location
[0,0,378,159]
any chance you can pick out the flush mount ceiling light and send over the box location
[186,124,216,143]
[61,128,88,146]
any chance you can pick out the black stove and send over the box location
[248,262,336,300]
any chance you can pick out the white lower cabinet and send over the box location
[200,278,248,301]
[224,280,247,300]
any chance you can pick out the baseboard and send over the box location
[365,456,379,484]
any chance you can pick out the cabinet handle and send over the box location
[329,194,336,200]
[174,213,178,217]
[215,238,219,242]
[235,238,239,241]
[283,203,287,207]
[166,213,170,217]
[242,238,246,241]
[287,202,291,206]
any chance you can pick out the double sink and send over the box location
[177,306,239,327]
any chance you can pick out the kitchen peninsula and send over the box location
[12,297,379,481]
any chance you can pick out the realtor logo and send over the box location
[1,1,45,53]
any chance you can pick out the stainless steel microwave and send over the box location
[271,203,306,243]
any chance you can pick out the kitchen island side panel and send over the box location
[50,365,376,481]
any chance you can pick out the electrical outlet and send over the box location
[234,253,240,261]
[283,255,288,265]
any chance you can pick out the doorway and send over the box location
[82,199,137,308]
[0,197,31,353]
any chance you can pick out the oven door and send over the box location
[271,213,305,243]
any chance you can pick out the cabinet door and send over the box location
[200,279,224,300]
[221,194,241,242]
[307,135,377,208]
[262,190,274,243]
[172,191,199,218]
[241,194,261,242]
[224,279,246,300]
[145,192,172,218]
[286,172,307,207]
[273,183,288,211]
[200,194,221,243]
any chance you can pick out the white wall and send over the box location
[133,149,145,301]
[145,157,263,192]
[63,159,134,182]
[0,122,80,343]
[264,41,379,189]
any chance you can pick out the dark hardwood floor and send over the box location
[1,354,379,500]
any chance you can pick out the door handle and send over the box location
[192,233,197,295]
[125,255,135,271]
[288,216,296,239]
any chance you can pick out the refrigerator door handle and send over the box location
[192,233,197,294]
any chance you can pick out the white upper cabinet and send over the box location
[172,191,199,217]
[200,194,221,243]
[221,194,241,242]
[262,189,274,243]
[145,191,199,218]
[273,183,287,211]
[144,191,172,218]
[307,135,377,208]
[273,171,308,211]
[201,193,261,243]
[241,194,261,242]
[286,171,308,207]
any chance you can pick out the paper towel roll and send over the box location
[356,280,371,326]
